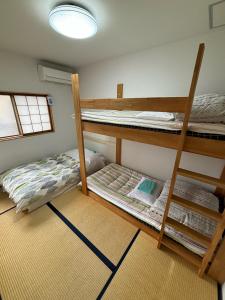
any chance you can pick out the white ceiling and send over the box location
[0,0,215,68]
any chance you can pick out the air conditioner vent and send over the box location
[38,65,72,85]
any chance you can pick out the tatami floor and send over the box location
[0,188,219,300]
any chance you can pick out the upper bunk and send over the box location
[80,104,225,160]
[72,43,225,160]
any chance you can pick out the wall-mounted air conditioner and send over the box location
[38,65,72,85]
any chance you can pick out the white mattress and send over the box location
[82,110,225,135]
[87,163,219,256]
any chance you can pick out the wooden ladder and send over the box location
[157,43,225,277]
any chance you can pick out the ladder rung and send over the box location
[166,217,211,248]
[171,194,222,222]
[177,168,225,189]
[161,236,202,268]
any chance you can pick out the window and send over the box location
[0,95,19,138]
[0,93,54,140]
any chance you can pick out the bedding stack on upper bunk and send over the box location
[81,94,225,140]
[80,93,225,160]
[87,163,220,257]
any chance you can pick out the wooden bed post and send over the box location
[116,83,123,165]
[71,74,88,195]
[215,165,225,198]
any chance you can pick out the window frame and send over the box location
[0,92,54,142]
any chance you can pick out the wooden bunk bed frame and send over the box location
[72,43,225,280]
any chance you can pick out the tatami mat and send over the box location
[0,205,111,300]
[51,188,137,265]
[0,191,15,215]
[103,231,217,300]
[0,189,218,300]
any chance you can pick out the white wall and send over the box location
[78,29,225,182]
[0,50,76,173]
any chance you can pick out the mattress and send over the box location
[87,163,219,256]
[0,149,106,213]
[82,110,225,138]
[0,153,81,213]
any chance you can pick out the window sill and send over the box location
[0,130,54,142]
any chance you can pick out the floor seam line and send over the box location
[97,229,140,300]
[0,205,16,216]
[217,283,222,300]
[47,202,116,272]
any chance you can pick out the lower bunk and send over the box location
[86,163,221,266]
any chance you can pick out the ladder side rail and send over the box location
[157,43,205,248]
[215,164,225,198]
[198,210,225,276]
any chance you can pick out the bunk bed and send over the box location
[71,43,225,280]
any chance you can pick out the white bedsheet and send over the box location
[81,110,225,135]
[87,163,219,256]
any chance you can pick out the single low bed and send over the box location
[0,148,106,213]
[87,163,220,257]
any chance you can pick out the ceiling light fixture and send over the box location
[49,4,97,39]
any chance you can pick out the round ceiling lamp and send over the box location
[49,4,97,39]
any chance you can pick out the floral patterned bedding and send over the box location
[0,153,81,212]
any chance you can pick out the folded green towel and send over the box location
[138,179,157,194]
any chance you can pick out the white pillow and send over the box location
[175,94,225,123]
[64,148,106,175]
[64,148,94,161]
[136,112,174,121]
[87,153,106,175]
[128,177,163,206]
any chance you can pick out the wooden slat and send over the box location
[83,121,180,149]
[177,168,225,189]
[161,236,202,268]
[82,121,225,159]
[184,137,225,160]
[71,74,88,195]
[215,165,225,198]
[198,210,225,277]
[80,97,188,112]
[171,194,222,222]
[88,190,159,240]
[116,83,123,165]
[208,237,225,283]
[166,217,211,248]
